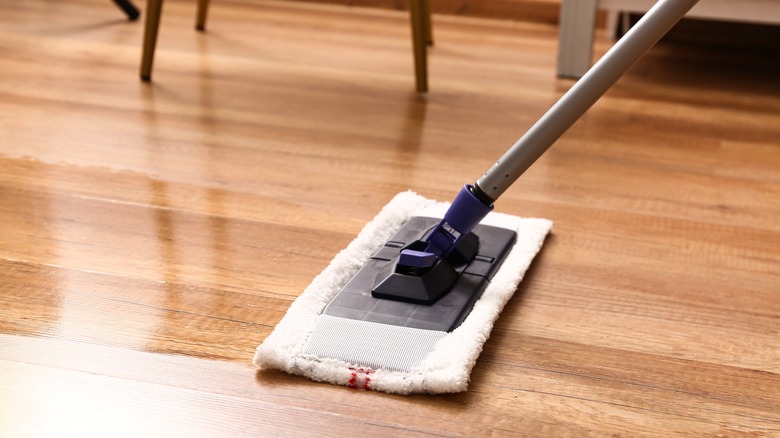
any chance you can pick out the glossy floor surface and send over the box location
[1,0,779,435]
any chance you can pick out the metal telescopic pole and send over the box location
[475,0,700,202]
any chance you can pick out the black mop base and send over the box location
[321,217,517,332]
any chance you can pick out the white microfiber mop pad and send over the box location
[254,191,552,394]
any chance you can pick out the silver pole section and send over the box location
[476,0,699,201]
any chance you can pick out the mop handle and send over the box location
[475,0,700,202]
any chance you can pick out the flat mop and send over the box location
[255,0,700,394]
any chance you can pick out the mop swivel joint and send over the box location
[370,185,494,304]
[397,184,493,270]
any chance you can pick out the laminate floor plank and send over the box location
[1,0,778,435]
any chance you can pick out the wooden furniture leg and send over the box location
[140,0,164,81]
[421,0,433,46]
[141,0,431,92]
[409,0,428,92]
[196,0,210,31]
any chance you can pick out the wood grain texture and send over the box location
[1,0,779,436]
[287,0,563,24]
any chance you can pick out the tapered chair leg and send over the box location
[409,0,428,92]
[421,0,433,46]
[140,0,164,81]
[196,0,210,31]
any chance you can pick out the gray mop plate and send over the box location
[320,216,517,333]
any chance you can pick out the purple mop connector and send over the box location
[399,185,493,268]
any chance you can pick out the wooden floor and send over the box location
[2,0,779,435]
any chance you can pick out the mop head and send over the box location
[253,191,552,394]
